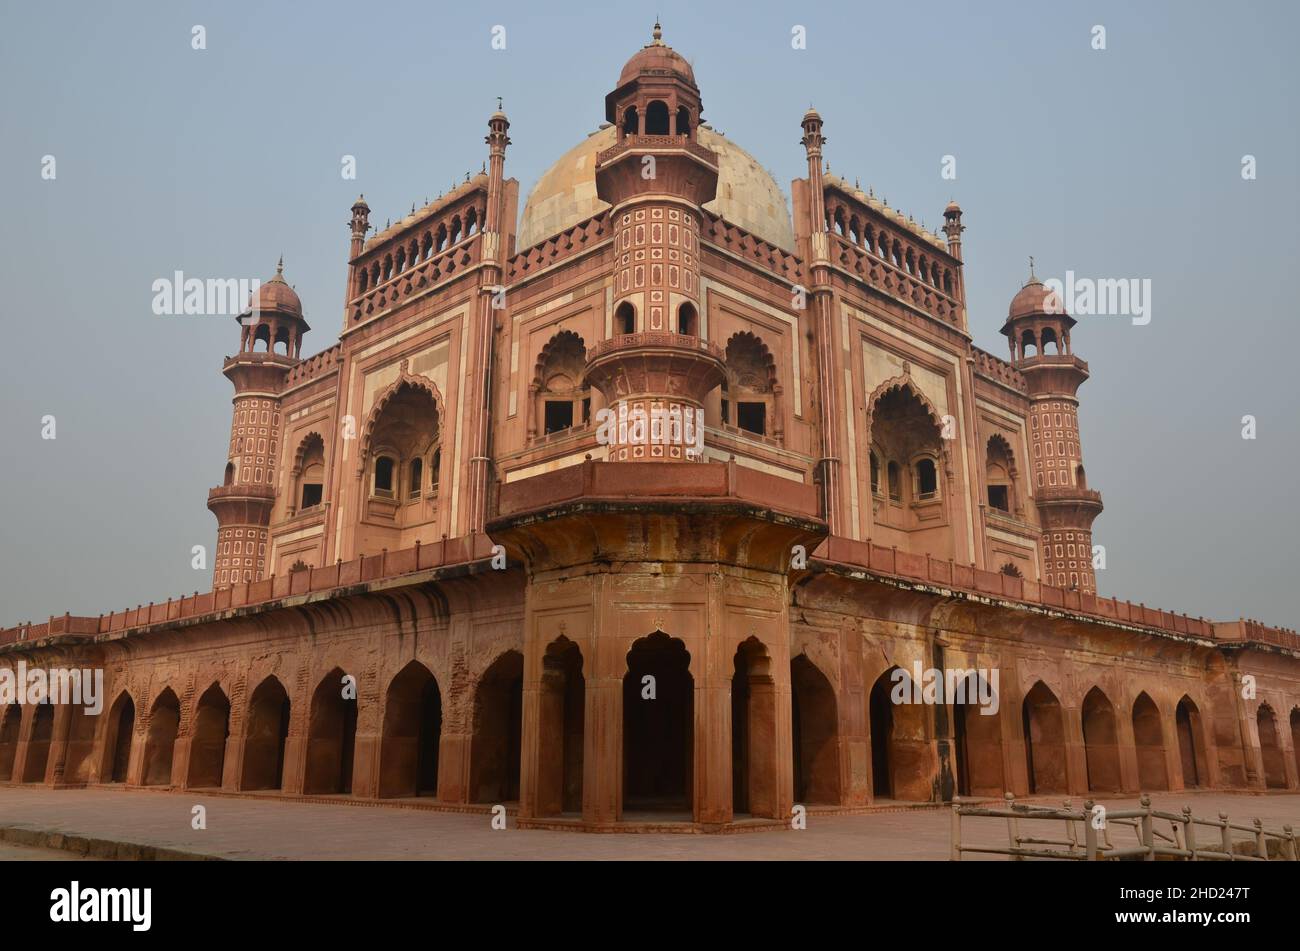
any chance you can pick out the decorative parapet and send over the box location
[348,232,482,323]
[284,343,341,388]
[698,210,802,284]
[973,347,1028,394]
[0,534,498,648]
[812,536,1299,650]
[507,212,610,283]
[586,331,724,364]
[829,232,962,327]
[596,134,717,167]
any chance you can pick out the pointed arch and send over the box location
[0,704,22,782]
[1175,695,1207,788]
[868,665,930,802]
[304,667,358,795]
[732,637,779,817]
[242,675,290,791]
[187,683,231,789]
[624,632,693,814]
[790,653,840,806]
[1021,681,1066,794]
[536,637,585,816]
[1257,703,1287,789]
[722,331,781,439]
[379,660,442,799]
[470,651,524,803]
[360,371,446,460]
[1132,691,1169,791]
[141,688,181,786]
[1081,686,1121,792]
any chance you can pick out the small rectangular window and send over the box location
[301,483,323,509]
[544,401,574,434]
[987,485,1009,512]
[737,402,765,436]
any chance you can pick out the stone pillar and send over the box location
[1063,704,1089,796]
[582,676,621,824]
[694,674,732,824]
[46,702,74,787]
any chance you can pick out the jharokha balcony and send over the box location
[586,331,723,364]
[595,133,717,167]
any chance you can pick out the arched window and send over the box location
[1021,330,1037,358]
[373,455,395,498]
[533,331,589,439]
[1000,562,1022,578]
[722,332,780,440]
[887,461,902,502]
[870,451,881,496]
[677,301,697,336]
[623,106,639,136]
[223,462,234,486]
[914,457,938,499]
[1041,327,1058,354]
[614,301,636,335]
[408,457,423,500]
[296,433,325,511]
[431,448,441,491]
[675,106,691,135]
[436,224,448,252]
[645,100,670,135]
[986,434,1015,513]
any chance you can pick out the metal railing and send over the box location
[951,793,1299,861]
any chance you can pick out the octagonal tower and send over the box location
[588,22,724,461]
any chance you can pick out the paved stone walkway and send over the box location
[1,787,1297,860]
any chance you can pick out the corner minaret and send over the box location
[586,23,725,461]
[1002,263,1103,592]
[207,260,308,588]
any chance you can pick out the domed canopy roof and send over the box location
[517,124,795,251]
[1007,276,1066,321]
[617,22,696,88]
[243,259,303,318]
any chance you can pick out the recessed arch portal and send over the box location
[536,638,584,816]
[732,638,778,817]
[379,661,442,799]
[623,632,693,814]
[868,666,930,802]
[1022,681,1067,794]
[141,688,180,786]
[1081,687,1121,792]
[470,651,524,803]
[952,671,1004,798]
[304,668,358,795]
[22,704,55,783]
[242,676,290,791]
[1132,692,1169,791]
[0,705,22,781]
[103,692,135,784]
[187,684,231,789]
[1176,696,1206,788]
[1257,704,1287,789]
[790,654,840,806]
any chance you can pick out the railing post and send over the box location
[1253,818,1268,859]
[1063,800,1078,851]
[1004,792,1023,860]
[950,798,962,861]
[1220,811,1233,860]
[1283,825,1297,861]
[1084,799,1099,860]
[1183,806,1198,861]
[1140,794,1155,860]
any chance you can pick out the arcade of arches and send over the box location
[2,575,1298,829]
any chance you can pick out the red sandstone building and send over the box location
[2,26,1298,832]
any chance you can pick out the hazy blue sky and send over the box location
[1,1,1296,628]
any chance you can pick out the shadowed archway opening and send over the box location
[732,638,778,817]
[22,704,55,783]
[141,689,180,786]
[187,684,231,789]
[0,705,22,781]
[868,666,930,801]
[536,638,584,816]
[623,632,693,814]
[1082,687,1121,792]
[791,654,839,806]
[242,677,290,790]
[1176,696,1206,788]
[1132,692,1169,791]
[104,693,135,784]
[1292,710,1300,787]
[1022,681,1066,794]
[471,651,524,803]
[1257,705,1287,789]
[379,661,442,799]
[953,672,1004,798]
[304,668,358,795]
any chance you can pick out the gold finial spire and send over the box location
[276,255,284,275]
[651,20,663,45]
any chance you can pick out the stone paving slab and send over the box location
[1,787,1297,861]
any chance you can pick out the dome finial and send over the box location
[652,19,663,45]
[1028,255,1036,281]
[276,254,284,275]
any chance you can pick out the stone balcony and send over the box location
[595,134,718,167]
[585,332,726,407]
